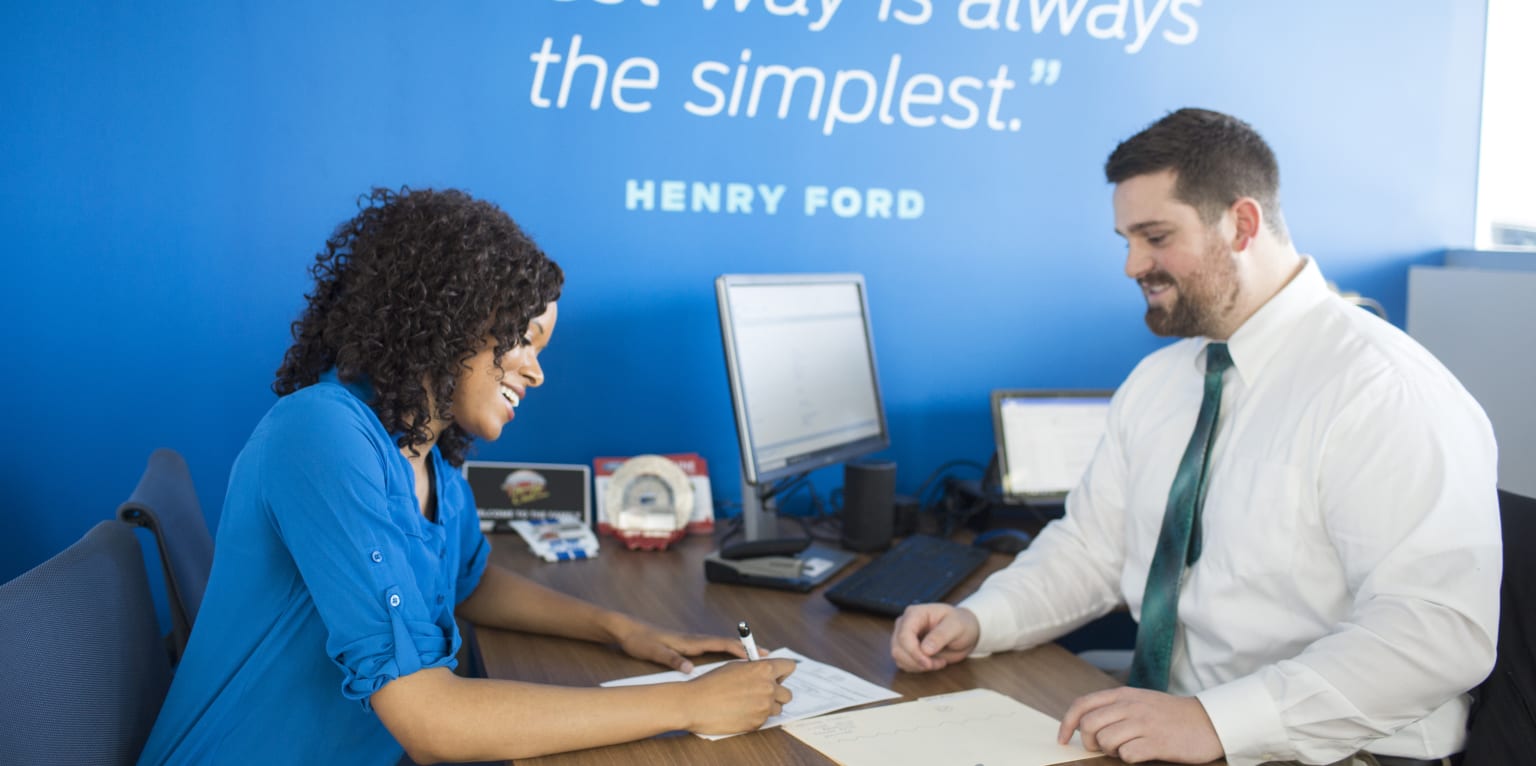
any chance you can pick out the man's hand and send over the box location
[890,603,981,672]
[1058,687,1224,764]
[611,619,746,674]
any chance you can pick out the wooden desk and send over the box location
[475,532,1166,766]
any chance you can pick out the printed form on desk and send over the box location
[784,688,1103,766]
[600,647,899,740]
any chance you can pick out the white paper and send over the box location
[784,687,1101,766]
[600,647,900,740]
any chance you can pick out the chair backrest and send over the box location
[117,448,214,662]
[0,520,173,765]
[1463,489,1536,764]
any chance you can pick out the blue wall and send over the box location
[2,1,1487,580]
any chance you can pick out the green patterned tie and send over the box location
[1128,342,1233,691]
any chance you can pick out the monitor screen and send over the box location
[991,389,1113,499]
[716,274,889,486]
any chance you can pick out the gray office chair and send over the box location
[117,447,214,663]
[1462,489,1536,764]
[0,520,173,765]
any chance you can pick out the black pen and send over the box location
[737,620,761,661]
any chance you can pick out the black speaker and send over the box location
[892,493,919,537]
[841,460,896,552]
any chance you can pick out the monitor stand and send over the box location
[702,476,856,592]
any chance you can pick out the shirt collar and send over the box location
[319,368,377,405]
[1218,256,1330,385]
[317,369,439,467]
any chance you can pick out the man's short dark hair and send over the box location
[1105,108,1288,242]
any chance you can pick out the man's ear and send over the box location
[1230,197,1262,252]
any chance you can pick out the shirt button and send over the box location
[370,550,383,563]
[439,547,446,557]
[436,595,445,605]
[388,594,401,608]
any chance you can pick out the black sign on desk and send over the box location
[462,461,591,527]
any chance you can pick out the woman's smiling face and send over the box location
[450,302,558,442]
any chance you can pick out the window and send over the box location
[1475,0,1536,249]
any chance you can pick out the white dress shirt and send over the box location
[961,258,1501,765]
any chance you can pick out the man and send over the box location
[891,109,1501,766]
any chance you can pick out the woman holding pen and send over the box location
[137,188,796,766]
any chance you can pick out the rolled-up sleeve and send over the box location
[261,398,459,708]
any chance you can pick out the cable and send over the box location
[937,479,994,536]
[716,477,826,545]
[912,459,988,506]
[761,472,811,502]
[911,459,987,525]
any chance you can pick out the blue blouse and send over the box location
[138,373,489,765]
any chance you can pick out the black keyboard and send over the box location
[824,535,992,617]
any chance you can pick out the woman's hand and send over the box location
[611,619,748,673]
[677,658,797,735]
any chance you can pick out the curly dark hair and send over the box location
[274,187,563,465]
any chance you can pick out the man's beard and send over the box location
[1141,239,1239,338]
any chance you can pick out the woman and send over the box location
[138,188,795,765]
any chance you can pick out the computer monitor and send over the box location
[990,389,1113,502]
[715,273,890,547]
